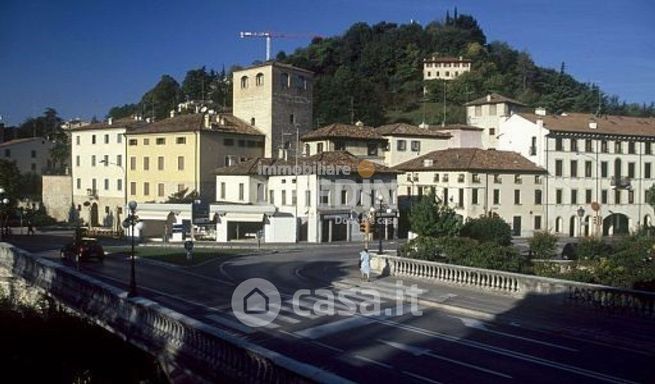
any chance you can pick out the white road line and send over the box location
[453,316,578,352]
[295,316,378,339]
[425,351,512,378]
[312,341,344,353]
[402,371,444,384]
[204,314,253,334]
[352,354,392,369]
[279,330,302,339]
[273,312,302,324]
[376,318,639,384]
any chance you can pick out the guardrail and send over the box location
[0,244,349,384]
[371,254,655,318]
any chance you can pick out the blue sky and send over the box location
[1,0,653,125]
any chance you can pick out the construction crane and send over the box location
[239,31,320,61]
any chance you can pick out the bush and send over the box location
[528,231,557,259]
[576,237,611,260]
[461,242,529,273]
[401,236,443,261]
[460,215,512,245]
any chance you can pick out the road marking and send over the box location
[453,316,578,352]
[272,312,302,324]
[312,341,344,353]
[295,316,378,339]
[352,354,392,369]
[376,318,639,384]
[204,314,254,334]
[379,339,511,378]
[402,371,444,384]
[279,330,302,339]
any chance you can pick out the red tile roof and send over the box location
[465,93,526,107]
[301,123,386,141]
[394,148,545,174]
[517,112,655,138]
[127,113,263,136]
[376,123,452,138]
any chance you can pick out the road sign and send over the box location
[184,240,194,261]
[375,212,397,219]
[591,201,600,211]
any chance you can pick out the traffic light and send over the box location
[360,219,370,233]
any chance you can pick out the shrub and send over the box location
[409,191,461,238]
[528,231,558,259]
[576,237,611,260]
[462,242,529,273]
[460,215,512,245]
[401,236,443,262]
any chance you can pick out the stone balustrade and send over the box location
[0,244,348,384]
[371,254,655,318]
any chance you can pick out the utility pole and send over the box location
[442,81,447,127]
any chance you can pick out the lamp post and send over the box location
[577,206,585,238]
[377,195,384,254]
[0,187,8,241]
[122,200,139,297]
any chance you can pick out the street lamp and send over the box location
[0,187,8,241]
[376,194,384,254]
[577,206,585,238]
[122,200,139,297]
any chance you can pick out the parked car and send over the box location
[60,239,105,262]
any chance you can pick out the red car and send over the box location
[60,239,105,262]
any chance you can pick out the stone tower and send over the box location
[232,62,313,158]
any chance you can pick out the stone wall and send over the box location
[42,175,72,222]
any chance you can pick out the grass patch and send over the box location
[105,246,251,266]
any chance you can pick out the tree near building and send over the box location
[409,191,461,238]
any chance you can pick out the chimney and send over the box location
[204,114,210,128]
[108,117,113,125]
[355,121,364,127]
[535,107,547,116]
[589,120,598,129]
[423,159,434,167]
[418,122,429,129]
[537,119,544,127]
[459,56,463,61]
[486,94,492,102]
[170,110,175,118]
[145,117,151,123]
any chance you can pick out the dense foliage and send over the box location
[105,10,653,126]
[528,231,558,259]
[460,215,512,245]
[409,191,461,237]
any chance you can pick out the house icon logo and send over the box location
[232,278,280,327]
[243,287,269,314]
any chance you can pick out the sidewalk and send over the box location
[335,272,655,353]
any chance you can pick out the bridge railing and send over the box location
[371,253,655,318]
[0,244,349,384]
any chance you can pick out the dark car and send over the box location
[60,239,105,262]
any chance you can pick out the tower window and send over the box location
[255,73,264,86]
[240,76,249,89]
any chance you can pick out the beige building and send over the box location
[395,148,547,237]
[70,117,145,228]
[232,62,313,159]
[423,56,472,81]
[301,122,387,163]
[0,137,56,174]
[376,123,452,166]
[465,93,526,149]
[126,112,264,205]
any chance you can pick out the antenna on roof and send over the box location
[442,81,447,127]
[595,83,602,117]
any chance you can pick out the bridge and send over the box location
[1,240,654,383]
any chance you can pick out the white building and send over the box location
[301,122,387,164]
[423,56,472,81]
[465,93,527,149]
[497,110,655,236]
[70,117,146,228]
[213,151,399,243]
[375,123,452,166]
[0,137,56,174]
[395,148,547,237]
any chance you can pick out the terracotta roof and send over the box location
[431,124,483,132]
[301,123,386,141]
[424,56,472,63]
[376,123,452,138]
[215,151,399,176]
[66,117,147,131]
[394,148,545,174]
[518,112,655,138]
[0,137,48,148]
[127,113,262,136]
[465,93,526,106]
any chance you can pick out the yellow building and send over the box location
[126,113,264,204]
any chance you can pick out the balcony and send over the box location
[610,176,632,190]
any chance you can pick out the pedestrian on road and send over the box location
[360,247,371,282]
[27,220,35,235]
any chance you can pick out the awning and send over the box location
[223,213,265,222]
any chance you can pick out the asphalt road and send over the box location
[7,233,655,384]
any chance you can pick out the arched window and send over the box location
[299,75,307,90]
[281,73,289,88]
[240,76,249,89]
[555,217,563,233]
[255,73,264,86]
[645,215,652,227]
[304,144,310,155]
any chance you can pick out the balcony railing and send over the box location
[610,177,632,190]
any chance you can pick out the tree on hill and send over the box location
[140,75,182,121]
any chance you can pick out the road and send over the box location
[7,233,655,384]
